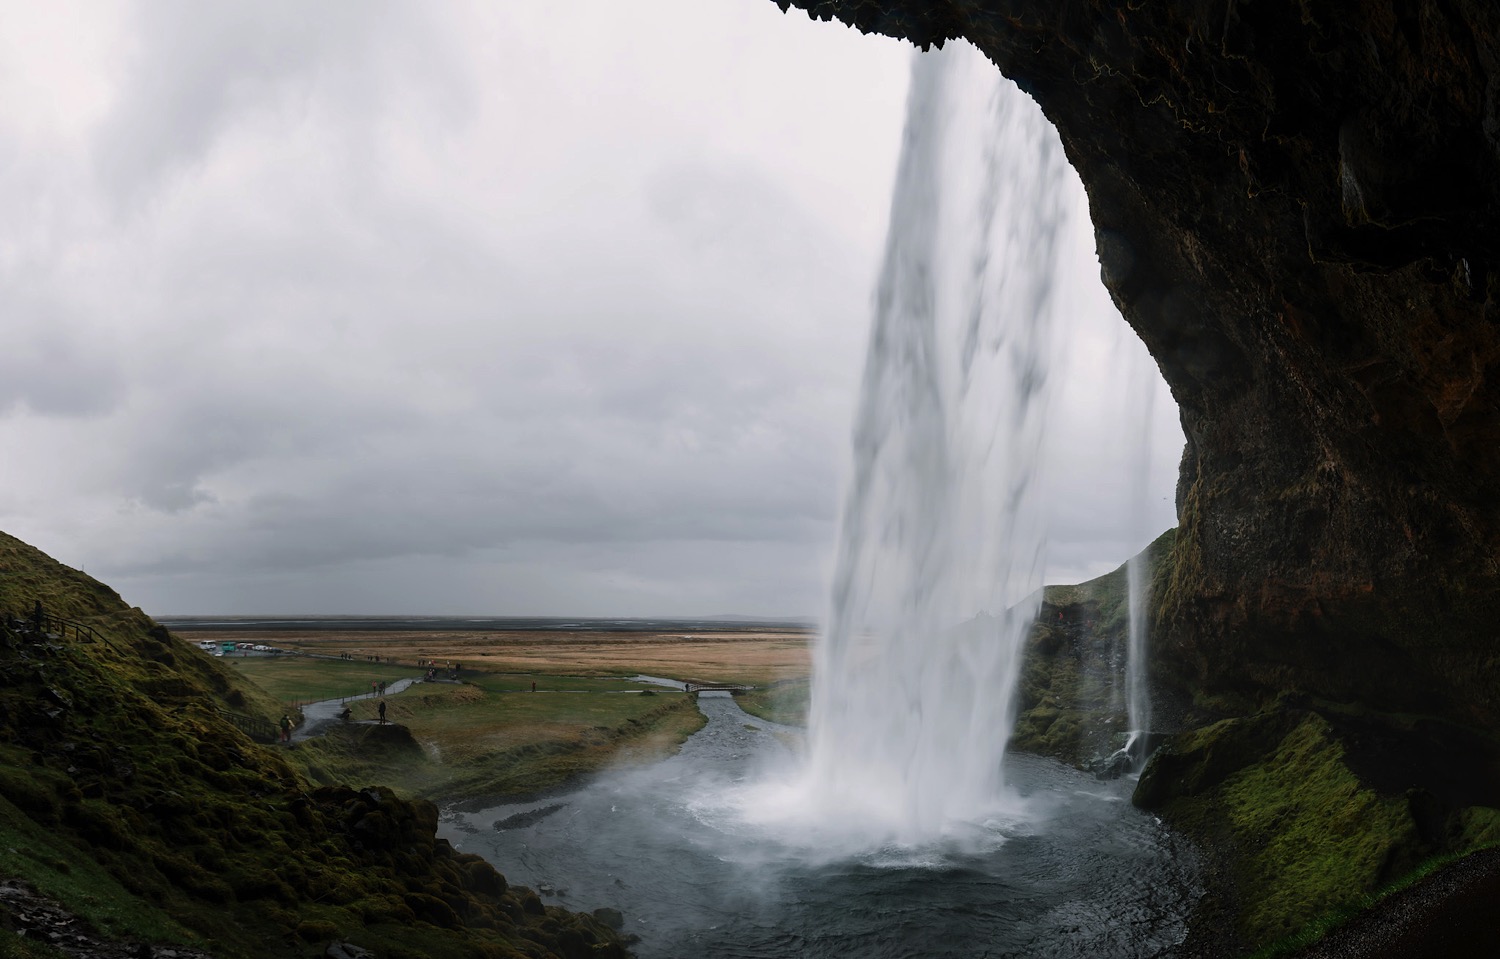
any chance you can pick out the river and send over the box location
[440,693,1200,958]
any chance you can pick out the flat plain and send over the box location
[172,624,815,800]
[175,625,814,688]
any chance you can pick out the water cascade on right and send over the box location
[798,41,1088,844]
[1122,339,1159,769]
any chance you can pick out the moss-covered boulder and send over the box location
[1135,702,1500,955]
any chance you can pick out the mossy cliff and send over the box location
[1135,703,1500,955]
[0,531,626,959]
[1008,529,1500,953]
[1011,528,1176,766]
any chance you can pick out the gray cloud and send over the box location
[1,1,1182,618]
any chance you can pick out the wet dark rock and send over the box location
[492,802,567,831]
[1087,732,1170,781]
[592,907,625,931]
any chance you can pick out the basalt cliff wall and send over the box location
[778,0,1500,726]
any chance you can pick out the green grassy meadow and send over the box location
[230,655,706,802]
[231,655,663,706]
[225,656,427,705]
[734,678,810,727]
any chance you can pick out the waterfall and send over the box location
[790,41,1085,843]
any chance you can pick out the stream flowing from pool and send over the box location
[441,694,1199,957]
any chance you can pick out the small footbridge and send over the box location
[683,682,753,695]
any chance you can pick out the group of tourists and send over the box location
[418,658,461,681]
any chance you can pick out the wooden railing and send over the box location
[216,707,278,744]
[12,608,118,652]
[684,682,753,694]
[39,614,105,645]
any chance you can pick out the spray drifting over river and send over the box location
[745,43,1098,845]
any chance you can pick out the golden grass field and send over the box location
[176,625,814,688]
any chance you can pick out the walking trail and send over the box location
[291,677,419,743]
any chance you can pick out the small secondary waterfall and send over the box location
[793,42,1085,842]
[1123,344,1158,762]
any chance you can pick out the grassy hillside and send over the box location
[0,531,625,958]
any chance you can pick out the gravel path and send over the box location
[0,879,216,959]
[290,677,419,742]
[1291,847,1500,959]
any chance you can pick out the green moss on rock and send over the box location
[1136,703,1500,953]
[1011,529,1176,766]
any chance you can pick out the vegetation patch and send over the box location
[179,626,813,692]
[734,678,809,727]
[229,656,425,706]
[1135,702,1500,954]
[1009,530,1177,767]
[284,675,706,803]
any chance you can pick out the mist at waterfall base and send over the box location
[441,43,1193,957]
[445,696,1196,958]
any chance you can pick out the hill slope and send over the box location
[0,531,625,959]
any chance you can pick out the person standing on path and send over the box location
[377,699,387,724]
[279,714,292,743]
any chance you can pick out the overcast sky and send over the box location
[0,1,1181,619]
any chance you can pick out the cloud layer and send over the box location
[0,0,1179,617]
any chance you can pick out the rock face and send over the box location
[1134,702,1500,953]
[777,0,1500,727]
[1011,530,1177,768]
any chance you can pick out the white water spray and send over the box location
[763,43,1091,845]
